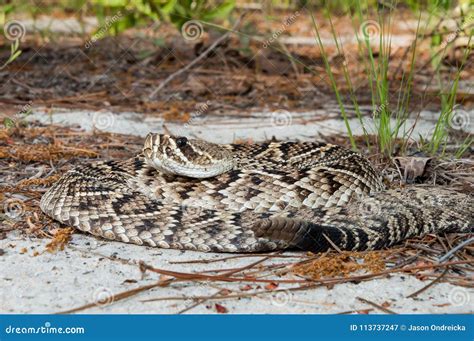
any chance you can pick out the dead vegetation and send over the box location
[1,10,472,120]
[1,123,472,315]
[293,251,387,279]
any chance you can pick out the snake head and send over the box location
[143,133,234,178]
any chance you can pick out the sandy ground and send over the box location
[28,106,474,142]
[1,108,473,314]
[2,231,472,314]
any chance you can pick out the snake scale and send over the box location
[40,134,473,253]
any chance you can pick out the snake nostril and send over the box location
[143,147,152,157]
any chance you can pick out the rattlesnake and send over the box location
[40,134,473,253]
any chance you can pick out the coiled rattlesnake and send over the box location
[40,134,473,252]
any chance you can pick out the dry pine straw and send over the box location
[1,124,472,284]
[292,252,387,279]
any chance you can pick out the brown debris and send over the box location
[264,282,279,290]
[16,175,61,189]
[214,303,229,314]
[292,252,386,279]
[0,123,143,244]
[1,123,472,315]
[0,143,98,162]
[45,228,74,253]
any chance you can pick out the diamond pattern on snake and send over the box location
[40,133,473,252]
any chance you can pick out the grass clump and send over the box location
[310,0,473,157]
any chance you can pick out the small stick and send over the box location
[140,261,308,284]
[337,308,374,315]
[148,14,245,99]
[175,255,275,314]
[220,255,273,277]
[58,259,474,314]
[322,233,342,253]
[141,259,474,285]
[406,269,449,299]
[169,253,302,264]
[176,289,226,314]
[438,237,474,263]
[356,297,397,315]
[57,282,163,314]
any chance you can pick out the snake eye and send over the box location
[176,137,188,148]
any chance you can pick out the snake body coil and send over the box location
[40,134,473,252]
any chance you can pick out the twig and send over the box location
[438,237,474,263]
[322,233,342,253]
[143,290,270,303]
[436,235,450,254]
[176,289,226,314]
[220,254,274,276]
[356,297,397,314]
[406,269,449,299]
[141,259,474,285]
[337,308,374,315]
[140,261,306,284]
[56,258,473,314]
[56,282,164,314]
[176,255,273,313]
[144,283,320,305]
[168,253,302,264]
[148,14,245,99]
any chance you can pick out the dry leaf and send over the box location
[215,304,228,314]
[265,282,279,290]
[240,285,253,291]
[45,227,73,253]
[357,309,371,314]
[395,156,431,183]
